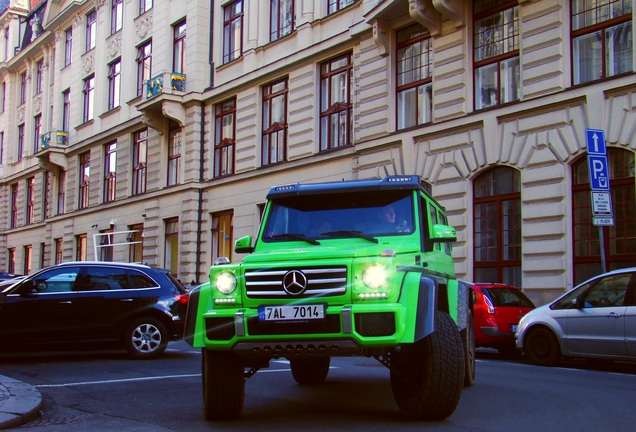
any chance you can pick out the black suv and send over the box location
[0,262,189,359]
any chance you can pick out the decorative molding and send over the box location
[33,95,42,114]
[409,0,441,37]
[372,19,389,57]
[82,51,95,75]
[135,13,153,43]
[17,106,25,123]
[432,0,465,29]
[141,109,165,135]
[106,33,122,61]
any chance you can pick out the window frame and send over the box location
[64,27,72,66]
[319,52,353,151]
[167,127,181,186]
[270,0,294,42]
[19,71,26,104]
[328,0,357,15]
[26,177,34,225]
[62,89,71,131]
[57,170,66,215]
[111,0,123,35]
[139,0,153,15]
[262,78,288,166]
[104,142,117,203]
[164,217,179,275]
[33,114,42,154]
[78,151,91,210]
[86,9,97,52]
[136,40,152,97]
[17,123,24,161]
[132,129,148,195]
[83,74,95,122]
[214,98,236,178]
[35,59,44,94]
[223,0,243,64]
[108,59,121,110]
[173,21,186,74]
[10,183,18,229]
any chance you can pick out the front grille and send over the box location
[354,312,396,337]
[247,314,341,335]
[205,317,235,340]
[245,266,347,298]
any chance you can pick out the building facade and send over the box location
[0,0,634,304]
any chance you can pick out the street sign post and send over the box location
[586,128,613,272]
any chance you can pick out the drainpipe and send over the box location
[195,101,205,285]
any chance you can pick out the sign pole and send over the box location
[599,226,607,273]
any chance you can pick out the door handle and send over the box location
[120,298,134,302]
[58,301,72,305]
[607,312,622,319]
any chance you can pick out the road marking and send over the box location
[35,374,202,388]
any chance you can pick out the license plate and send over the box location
[258,304,325,321]
[510,324,517,332]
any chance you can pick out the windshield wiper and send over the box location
[269,233,321,245]
[321,230,378,244]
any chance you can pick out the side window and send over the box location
[128,270,159,288]
[80,267,129,291]
[581,274,631,308]
[420,194,432,251]
[31,267,81,293]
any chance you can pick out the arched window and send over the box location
[473,166,521,285]
[572,148,636,284]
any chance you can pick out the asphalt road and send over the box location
[1,343,635,431]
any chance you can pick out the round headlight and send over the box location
[362,265,387,289]
[215,271,237,294]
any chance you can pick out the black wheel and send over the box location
[289,357,330,385]
[460,311,476,387]
[390,311,465,420]
[524,327,561,366]
[124,317,168,359]
[202,349,245,420]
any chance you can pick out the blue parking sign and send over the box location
[587,154,610,191]
[586,129,606,155]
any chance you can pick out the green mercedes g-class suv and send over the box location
[185,175,475,420]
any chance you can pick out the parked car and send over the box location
[0,272,22,280]
[0,262,189,359]
[0,276,27,292]
[469,282,536,356]
[516,267,636,366]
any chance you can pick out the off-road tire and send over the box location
[524,327,561,366]
[202,349,245,420]
[289,357,330,385]
[124,317,168,359]
[461,310,476,387]
[390,311,465,420]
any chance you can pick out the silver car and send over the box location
[516,267,636,366]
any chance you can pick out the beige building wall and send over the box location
[0,0,635,305]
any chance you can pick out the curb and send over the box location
[0,376,42,430]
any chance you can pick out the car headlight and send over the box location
[362,264,388,290]
[215,271,237,294]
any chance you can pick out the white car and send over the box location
[516,267,636,366]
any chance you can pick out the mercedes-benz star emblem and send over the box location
[282,270,308,296]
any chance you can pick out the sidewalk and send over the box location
[0,376,42,429]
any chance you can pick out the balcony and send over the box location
[37,130,69,171]
[137,71,187,133]
[145,71,186,100]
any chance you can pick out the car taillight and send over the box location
[484,295,495,314]
[175,293,189,305]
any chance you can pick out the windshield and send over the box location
[262,190,415,243]
[482,287,535,308]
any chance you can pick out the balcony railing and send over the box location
[39,130,69,153]
[145,71,186,100]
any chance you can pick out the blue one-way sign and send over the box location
[586,129,606,155]
[586,129,610,191]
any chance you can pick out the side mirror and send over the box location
[430,224,457,243]
[235,235,254,254]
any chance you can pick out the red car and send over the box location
[469,282,536,356]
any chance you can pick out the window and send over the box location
[132,130,148,195]
[262,78,288,165]
[1,81,5,112]
[473,167,521,285]
[99,229,114,262]
[78,151,90,209]
[7,248,16,274]
[19,72,26,104]
[26,177,35,225]
[64,27,72,66]
[35,59,44,94]
[0,131,4,164]
[108,59,121,110]
[62,89,70,131]
[212,211,233,262]
[271,0,294,41]
[328,0,356,15]
[40,242,46,269]
[17,123,24,161]
[55,238,63,264]
[33,114,41,153]
[319,53,353,150]
[473,0,520,110]
[164,218,179,275]
[104,142,117,203]
[168,127,181,186]
[136,41,152,97]
[572,148,636,284]
[57,169,66,215]
[111,0,123,34]
[129,223,144,263]
[86,10,97,52]
[572,0,633,85]
[139,0,153,15]
[43,172,50,219]
[173,21,186,74]
[23,245,32,275]
[223,1,243,64]
[3,27,8,61]
[214,98,236,177]
[10,183,18,228]
[396,24,433,130]
[83,75,94,122]
[76,234,87,261]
